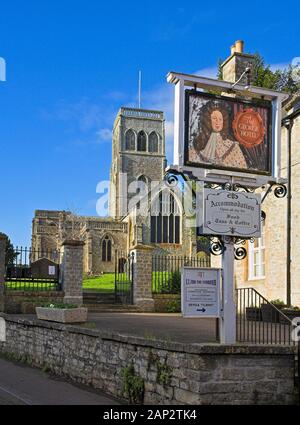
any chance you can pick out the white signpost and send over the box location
[181,267,221,318]
[167,70,288,345]
[202,189,261,238]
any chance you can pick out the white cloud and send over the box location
[96,128,112,142]
[51,98,104,132]
[41,97,119,148]
[165,120,174,139]
[141,84,174,162]
[165,120,174,161]
[195,66,218,79]
[270,62,290,72]
[47,58,296,154]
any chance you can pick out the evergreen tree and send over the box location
[218,53,300,94]
[1,234,17,266]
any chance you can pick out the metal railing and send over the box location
[152,254,210,294]
[114,251,134,305]
[5,246,61,291]
[236,287,297,346]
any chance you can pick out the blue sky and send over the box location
[0,0,299,246]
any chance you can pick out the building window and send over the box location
[150,191,181,244]
[102,235,112,262]
[248,225,265,280]
[149,132,158,153]
[137,131,147,152]
[125,129,135,150]
[135,175,150,212]
[138,175,147,184]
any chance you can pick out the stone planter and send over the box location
[246,307,262,321]
[279,309,300,325]
[261,304,280,323]
[36,307,88,323]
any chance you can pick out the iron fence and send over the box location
[152,254,210,294]
[236,287,298,346]
[115,251,134,304]
[5,246,61,291]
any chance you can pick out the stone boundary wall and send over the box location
[153,294,181,312]
[0,314,298,405]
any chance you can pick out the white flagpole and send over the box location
[138,70,142,109]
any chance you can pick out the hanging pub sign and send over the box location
[202,188,261,238]
[185,91,272,176]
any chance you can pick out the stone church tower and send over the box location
[109,107,166,219]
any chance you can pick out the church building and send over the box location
[31,107,197,274]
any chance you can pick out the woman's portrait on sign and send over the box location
[186,92,271,175]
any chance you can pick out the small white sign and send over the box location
[181,267,221,318]
[202,189,261,238]
[48,266,56,276]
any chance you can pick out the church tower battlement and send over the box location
[109,107,166,219]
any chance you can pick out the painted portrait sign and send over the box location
[185,91,272,175]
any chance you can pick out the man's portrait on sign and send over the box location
[185,91,272,175]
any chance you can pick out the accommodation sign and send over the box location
[181,267,221,318]
[202,189,261,238]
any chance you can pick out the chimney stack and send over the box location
[221,40,255,84]
[235,40,244,54]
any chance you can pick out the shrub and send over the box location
[283,306,300,311]
[121,364,144,404]
[161,270,181,294]
[165,299,181,313]
[270,299,287,309]
[41,303,78,309]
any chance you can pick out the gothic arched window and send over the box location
[102,235,112,262]
[150,191,181,244]
[136,175,150,211]
[125,129,135,151]
[149,132,159,153]
[137,131,147,152]
[138,175,148,184]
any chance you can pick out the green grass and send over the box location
[4,281,58,291]
[5,271,180,294]
[83,273,132,293]
[83,271,180,294]
[83,274,115,292]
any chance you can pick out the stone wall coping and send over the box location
[153,294,180,299]
[0,313,296,356]
[4,291,64,296]
[62,240,85,247]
